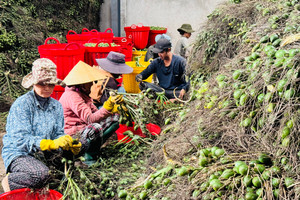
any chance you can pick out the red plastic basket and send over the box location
[147,28,167,47]
[66,28,114,44]
[124,23,150,50]
[116,123,161,143]
[0,188,63,200]
[113,37,133,61]
[38,37,85,80]
[50,85,65,100]
[112,36,132,44]
[84,41,122,66]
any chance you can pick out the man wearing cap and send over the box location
[144,34,171,62]
[135,38,189,100]
[174,24,195,59]
[144,34,171,84]
[91,51,133,107]
[1,58,81,192]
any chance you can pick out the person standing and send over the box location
[1,58,81,192]
[174,24,195,59]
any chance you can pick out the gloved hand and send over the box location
[40,135,73,151]
[103,95,124,112]
[111,104,128,114]
[135,74,143,82]
[70,140,82,155]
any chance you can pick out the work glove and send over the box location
[103,95,124,112]
[135,74,143,82]
[111,104,128,114]
[70,140,82,155]
[40,135,73,151]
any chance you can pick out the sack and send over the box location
[89,78,109,102]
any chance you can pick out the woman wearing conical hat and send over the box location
[59,61,125,164]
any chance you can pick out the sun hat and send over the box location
[63,61,108,86]
[96,51,133,74]
[155,34,171,43]
[21,58,65,89]
[177,24,195,33]
[152,38,172,54]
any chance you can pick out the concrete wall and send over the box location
[100,0,226,51]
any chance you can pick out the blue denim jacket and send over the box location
[2,90,65,171]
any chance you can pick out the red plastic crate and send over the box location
[38,37,85,80]
[84,42,122,66]
[50,85,65,100]
[113,37,133,61]
[124,23,150,50]
[66,28,114,44]
[147,28,167,47]
[0,188,63,200]
[116,123,161,143]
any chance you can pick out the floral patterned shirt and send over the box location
[2,89,65,171]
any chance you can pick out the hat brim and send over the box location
[96,58,133,74]
[152,47,164,54]
[21,72,65,88]
[177,28,195,33]
[63,61,108,86]
[21,72,33,88]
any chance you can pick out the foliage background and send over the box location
[0,0,103,130]
[0,0,102,101]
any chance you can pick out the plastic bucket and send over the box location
[132,48,147,62]
[123,61,152,93]
[116,123,161,143]
[50,85,65,100]
[0,188,63,200]
[66,28,114,44]
[113,37,133,61]
[38,37,85,80]
[124,23,150,50]
[147,28,167,47]
[84,42,122,66]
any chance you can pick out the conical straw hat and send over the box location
[63,61,108,86]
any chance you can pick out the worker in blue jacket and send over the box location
[135,38,189,100]
[1,58,81,193]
